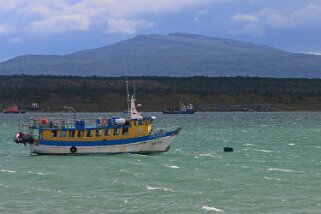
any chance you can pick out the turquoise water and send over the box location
[1,112,321,213]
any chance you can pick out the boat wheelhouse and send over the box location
[14,96,181,155]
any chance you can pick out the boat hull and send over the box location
[29,129,180,155]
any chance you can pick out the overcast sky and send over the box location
[1,0,321,61]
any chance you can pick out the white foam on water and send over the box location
[165,165,179,169]
[146,185,173,192]
[202,206,224,212]
[258,149,272,153]
[314,146,321,149]
[264,176,283,181]
[260,124,268,127]
[288,143,295,146]
[1,170,16,173]
[268,168,303,173]
[244,143,254,146]
[199,153,213,157]
[28,171,45,175]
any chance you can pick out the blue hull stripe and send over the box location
[39,130,176,147]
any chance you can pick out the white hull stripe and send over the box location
[30,135,174,154]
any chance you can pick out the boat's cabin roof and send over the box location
[28,116,154,130]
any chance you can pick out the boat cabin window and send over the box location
[104,128,111,136]
[60,130,67,138]
[122,128,128,135]
[39,130,44,139]
[51,130,58,138]
[134,120,143,126]
[144,119,151,125]
[77,130,84,138]
[96,129,102,137]
[113,128,120,136]
[69,130,75,138]
[86,130,93,137]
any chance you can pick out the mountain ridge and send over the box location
[1,33,321,78]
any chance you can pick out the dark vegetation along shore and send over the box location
[1,75,321,112]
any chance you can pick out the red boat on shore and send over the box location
[3,106,26,114]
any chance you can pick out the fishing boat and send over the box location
[13,96,181,155]
[3,105,26,114]
[162,102,195,114]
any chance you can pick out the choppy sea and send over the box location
[0,112,321,213]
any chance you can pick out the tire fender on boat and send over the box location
[70,146,77,153]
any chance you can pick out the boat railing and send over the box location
[29,118,109,129]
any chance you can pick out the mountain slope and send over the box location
[1,33,321,78]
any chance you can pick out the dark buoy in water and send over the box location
[224,147,233,152]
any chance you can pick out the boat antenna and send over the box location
[126,78,130,115]
[64,106,76,119]
[133,80,136,99]
[123,60,130,116]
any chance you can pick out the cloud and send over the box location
[28,15,90,34]
[0,0,226,36]
[231,3,321,36]
[107,18,153,34]
[0,23,12,35]
[8,37,22,44]
[230,23,265,38]
[193,9,209,22]
[232,14,259,23]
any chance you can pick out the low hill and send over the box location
[1,33,321,78]
[1,75,321,111]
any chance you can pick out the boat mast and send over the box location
[133,80,136,99]
[126,78,130,116]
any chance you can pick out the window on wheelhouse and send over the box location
[96,129,102,137]
[122,128,128,135]
[86,130,93,137]
[60,130,67,138]
[39,130,44,139]
[77,130,84,138]
[113,128,120,136]
[51,130,58,138]
[104,128,111,136]
[134,120,143,125]
[69,130,75,138]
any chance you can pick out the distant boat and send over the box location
[3,105,26,114]
[162,102,195,114]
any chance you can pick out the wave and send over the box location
[268,168,303,173]
[1,169,16,173]
[264,176,283,181]
[28,171,45,175]
[165,165,180,169]
[257,149,272,153]
[202,206,224,212]
[146,185,173,192]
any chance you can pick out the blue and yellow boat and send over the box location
[14,96,181,155]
